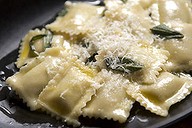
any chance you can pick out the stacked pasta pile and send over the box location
[6,0,192,127]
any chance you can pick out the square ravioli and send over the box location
[126,72,192,116]
[82,69,134,123]
[38,60,98,127]
[46,2,105,35]
[6,48,72,110]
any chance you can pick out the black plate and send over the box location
[0,0,192,128]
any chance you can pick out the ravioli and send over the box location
[96,45,169,84]
[82,69,134,123]
[5,0,192,127]
[46,2,105,35]
[6,48,73,110]
[16,28,49,68]
[158,23,192,72]
[38,60,98,127]
[158,0,192,24]
[126,72,192,116]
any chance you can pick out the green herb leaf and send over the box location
[29,34,46,57]
[101,8,107,17]
[30,34,47,43]
[150,24,184,39]
[29,29,53,57]
[105,57,143,74]
[58,8,68,17]
[121,0,127,3]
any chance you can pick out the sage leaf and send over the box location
[29,29,53,57]
[121,0,127,3]
[150,24,184,39]
[30,34,46,43]
[101,8,107,17]
[29,34,46,57]
[105,57,143,74]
